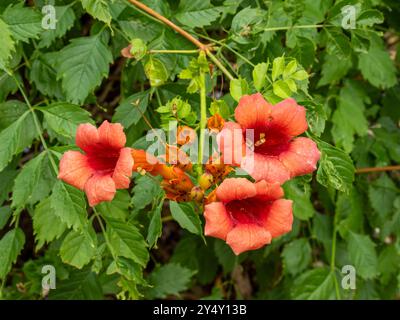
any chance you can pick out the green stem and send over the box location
[206,50,234,81]
[198,71,207,174]
[263,24,326,32]
[93,208,118,260]
[12,75,59,174]
[149,49,199,54]
[331,208,341,300]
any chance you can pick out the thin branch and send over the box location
[355,165,400,174]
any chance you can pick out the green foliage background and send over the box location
[0,0,399,300]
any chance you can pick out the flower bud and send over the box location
[129,38,147,60]
[199,172,214,190]
[190,186,204,202]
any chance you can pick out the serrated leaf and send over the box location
[144,56,169,87]
[57,35,113,104]
[97,190,130,221]
[368,174,397,221]
[299,100,326,137]
[105,217,149,267]
[50,180,87,231]
[282,238,312,276]
[81,0,112,25]
[0,228,25,280]
[284,179,315,220]
[357,9,384,27]
[214,239,236,274]
[175,0,222,28]
[131,174,162,210]
[347,232,378,279]
[145,263,194,299]
[0,110,38,172]
[273,80,292,98]
[0,18,15,70]
[316,140,355,194]
[272,57,285,81]
[60,226,97,269]
[38,102,93,139]
[33,197,67,250]
[147,200,163,248]
[169,201,203,236]
[292,268,337,300]
[230,77,249,102]
[39,5,76,48]
[318,54,351,87]
[323,28,351,58]
[49,268,103,300]
[3,4,42,42]
[0,206,12,230]
[113,91,149,129]
[12,151,56,208]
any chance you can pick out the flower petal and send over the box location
[241,153,290,184]
[269,98,308,137]
[235,93,272,130]
[58,151,94,190]
[217,121,245,166]
[279,137,321,178]
[216,178,257,203]
[204,202,233,240]
[112,147,133,189]
[262,199,293,238]
[76,123,100,153]
[98,120,126,150]
[226,224,271,255]
[254,180,284,201]
[84,174,116,207]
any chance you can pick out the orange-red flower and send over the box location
[204,178,293,255]
[58,121,133,207]
[177,126,196,145]
[218,93,320,184]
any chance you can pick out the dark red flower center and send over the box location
[245,124,291,156]
[86,146,121,175]
[225,198,270,226]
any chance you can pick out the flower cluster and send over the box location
[58,94,320,255]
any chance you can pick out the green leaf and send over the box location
[0,110,38,172]
[357,9,384,27]
[106,257,146,284]
[292,268,337,300]
[38,102,93,140]
[30,52,64,99]
[348,232,378,280]
[105,217,149,267]
[0,167,17,207]
[0,69,18,101]
[323,28,351,58]
[147,200,163,248]
[283,179,315,220]
[81,0,112,25]
[113,91,149,129]
[299,100,326,137]
[131,174,162,210]
[368,174,397,222]
[214,239,236,274]
[145,263,194,299]
[252,62,268,91]
[97,190,130,221]
[60,226,97,269]
[3,4,42,42]
[50,181,87,231]
[169,201,203,236]
[0,18,15,70]
[316,140,355,194]
[49,268,103,300]
[273,80,292,99]
[318,54,351,87]
[144,56,169,87]
[282,238,312,276]
[378,245,400,285]
[0,206,12,230]
[175,0,222,28]
[57,35,113,104]
[230,77,249,102]
[0,228,25,280]
[358,41,397,89]
[272,57,285,81]
[33,197,67,250]
[39,5,76,48]
[283,60,297,78]
[12,151,55,208]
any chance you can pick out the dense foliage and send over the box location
[0,0,399,300]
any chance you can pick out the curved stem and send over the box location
[149,49,199,54]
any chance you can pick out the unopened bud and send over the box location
[129,38,147,60]
[199,172,214,190]
[190,186,204,202]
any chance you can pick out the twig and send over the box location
[355,165,400,174]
